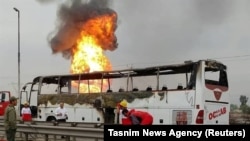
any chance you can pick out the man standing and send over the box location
[4,96,18,141]
[55,102,68,139]
[55,102,68,122]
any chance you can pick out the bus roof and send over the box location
[32,59,226,84]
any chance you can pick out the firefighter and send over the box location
[122,108,153,125]
[116,99,131,124]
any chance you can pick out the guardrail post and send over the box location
[24,133,28,141]
[45,134,49,141]
[53,134,56,140]
[65,136,70,141]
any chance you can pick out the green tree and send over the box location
[240,95,248,108]
[230,104,238,111]
[240,105,250,114]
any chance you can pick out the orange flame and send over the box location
[70,13,117,93]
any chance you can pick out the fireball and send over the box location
[70,13,117,93]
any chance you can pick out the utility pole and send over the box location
[13,7,21,116]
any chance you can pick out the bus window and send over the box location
[205,70,228,87]
[219,70,228,87]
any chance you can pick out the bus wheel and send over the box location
[47,116,56,122]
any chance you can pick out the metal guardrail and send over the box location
[20,120,104,128]
[0,122,104,140]
[0,118,104,128]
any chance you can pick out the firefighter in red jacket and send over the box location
[116,99,131,124]
[122,108,153,125]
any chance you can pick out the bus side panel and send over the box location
[203,85,230,124]
[204,102,229,124]
[205,84,229,103]
[125,91,195,125]
[92,108,104,123]
[75,108,92,122]
[148,109,171,124]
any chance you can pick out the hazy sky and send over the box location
[1,0,250,105]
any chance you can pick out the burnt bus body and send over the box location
[20,59,229,124]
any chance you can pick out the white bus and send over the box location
[20,59,229,124]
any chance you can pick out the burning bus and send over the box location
[20,59,230,125]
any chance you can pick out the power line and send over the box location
[111,54,250,69]
[212,54,250,61]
